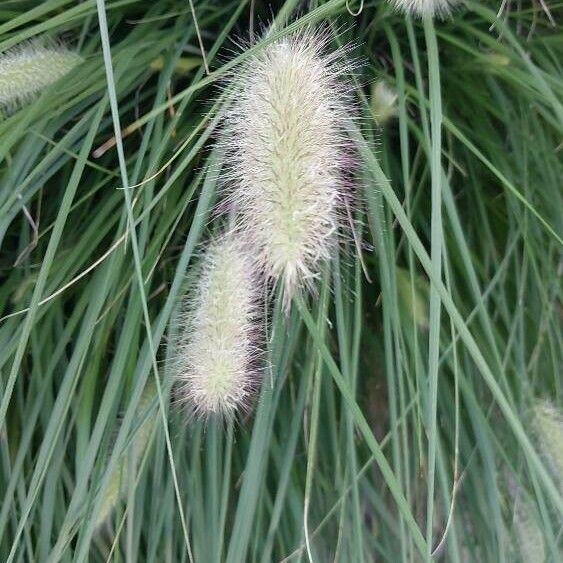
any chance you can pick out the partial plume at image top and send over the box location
[388,0,459,18]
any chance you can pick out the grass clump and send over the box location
[0,1,561,561]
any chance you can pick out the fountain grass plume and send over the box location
[172,234,263,419]
[219,27,357,310]
[95,381,157,530]
[371,80,398,127]
[388,0,458,18]
[0,36,83,114]
[532,399,563,491]
[503,468,546,563]
[513,498,545,563]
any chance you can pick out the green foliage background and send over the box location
[0,0,561,561]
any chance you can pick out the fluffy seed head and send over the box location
[96,381,157,530]
[503,469,546,563]
[371,80,398,126]
[220,29,355,308]
[388,0,458,18]
[513,498,545,563]
[0,36,82,114]
[532,399,563,490]
[173,235,262,419]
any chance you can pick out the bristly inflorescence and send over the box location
[388,0,458,18]
[96,381,157,530]
[390,0,459,18]
[532,399,563,490]
[172,235,263,419]
[371,80,398,127]
[0,36,83,115]
[220,28,356,310]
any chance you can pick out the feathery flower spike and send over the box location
[173,235,262,419]
[503,469,545,562]
[0,36,82,114]
[388,0,458,18]
[513,497,545,563]
[96,381,157,530]
[371,80,398,126]
[532,399,563,490]
[220,29,356,309]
